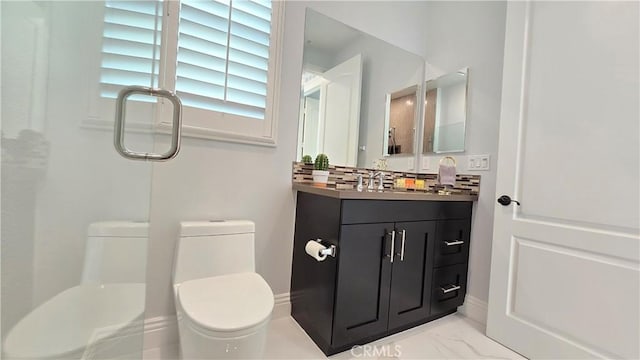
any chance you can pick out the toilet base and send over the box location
[177,316,270,359]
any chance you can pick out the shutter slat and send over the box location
[106,1,161,16]
[228,48,268,71]
[105,7,160,30]
[180,3,229,33]
[177,63,226,88]
[227,62,267,83]
[182,0,230,20]
[231,7,270,33]
[104,23,161,46]
[178,93,265,119]
[227,74,266,96]
[101,69,158,87]
[179,19,227,47]
[226,87,266,108]
[232,1,271,22]
[102,38,161,60]
[230,21,269,46]
[176,77,225,99]
[178,33,227,59]
[177,48,227,73]
[102,53,159,74]
[229,34,268,58]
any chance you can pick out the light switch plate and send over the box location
[468,154,491,171]
[422,157,430,170]
[408,157,415,170]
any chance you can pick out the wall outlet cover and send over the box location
[422,157,430,170]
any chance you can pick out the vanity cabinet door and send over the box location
[388,221,436,330]
[333,223,393,347]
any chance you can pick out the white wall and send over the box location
[421,1,508,304]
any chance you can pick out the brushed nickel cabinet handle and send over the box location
[444,240,464,246]
[389,230,396,263]
[400,229,406,261]
[441,284,461,293]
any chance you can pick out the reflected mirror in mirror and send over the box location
[423,68,469,154]
[297,9,424,169]
[384,85,418,156]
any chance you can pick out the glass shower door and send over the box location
[1,1,172,358]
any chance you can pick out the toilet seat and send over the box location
[3,284,144,359]
[177,272,274,338]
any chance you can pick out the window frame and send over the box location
[156,0,284,147]
[87,0,284,147]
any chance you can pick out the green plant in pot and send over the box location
[312,154,330,187]
[301,154,313,164]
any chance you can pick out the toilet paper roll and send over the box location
[305,240,328,262]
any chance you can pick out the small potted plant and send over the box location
[312,153,330,187]
[301,154,313,165]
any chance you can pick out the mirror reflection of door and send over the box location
[300,89,321,157]
[297,54,362,167]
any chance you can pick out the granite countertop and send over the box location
[292,183,478,202]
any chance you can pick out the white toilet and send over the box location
[3,221,148,359]
[173,220,274,359]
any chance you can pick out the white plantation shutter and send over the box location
[98,0,281,145]
[176,0,272,120]
[100,0,163,100]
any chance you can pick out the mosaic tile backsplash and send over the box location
[292,162,480,195]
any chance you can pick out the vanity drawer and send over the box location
[434,219,471,267]
[430,264,467,316]
[341,200,472,224]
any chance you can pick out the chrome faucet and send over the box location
[368,171,385,192]
[356,174,364,192]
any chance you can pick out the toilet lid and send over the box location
[178,272,274,332]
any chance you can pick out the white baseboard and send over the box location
[141,293,291,359]
[143,316,178,353]
[458,295,488,325]
[272,292,291,320]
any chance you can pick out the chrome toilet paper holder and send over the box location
[314,239,337,257]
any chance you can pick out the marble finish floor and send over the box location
[263,314,525,359]
[147,314,524,359]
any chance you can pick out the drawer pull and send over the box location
[441,284,461,293]
[444,240,464,246]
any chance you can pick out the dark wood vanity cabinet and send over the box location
[290,192,473,355]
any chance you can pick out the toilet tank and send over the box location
[173,220,255,285]
[81,221,149,284]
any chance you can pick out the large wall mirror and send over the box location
[422,68,469,154]
[297,9,424,169]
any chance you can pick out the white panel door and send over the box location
[487,2,639,359]
[321,54,362,167]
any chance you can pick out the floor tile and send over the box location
[264,314,525,359]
